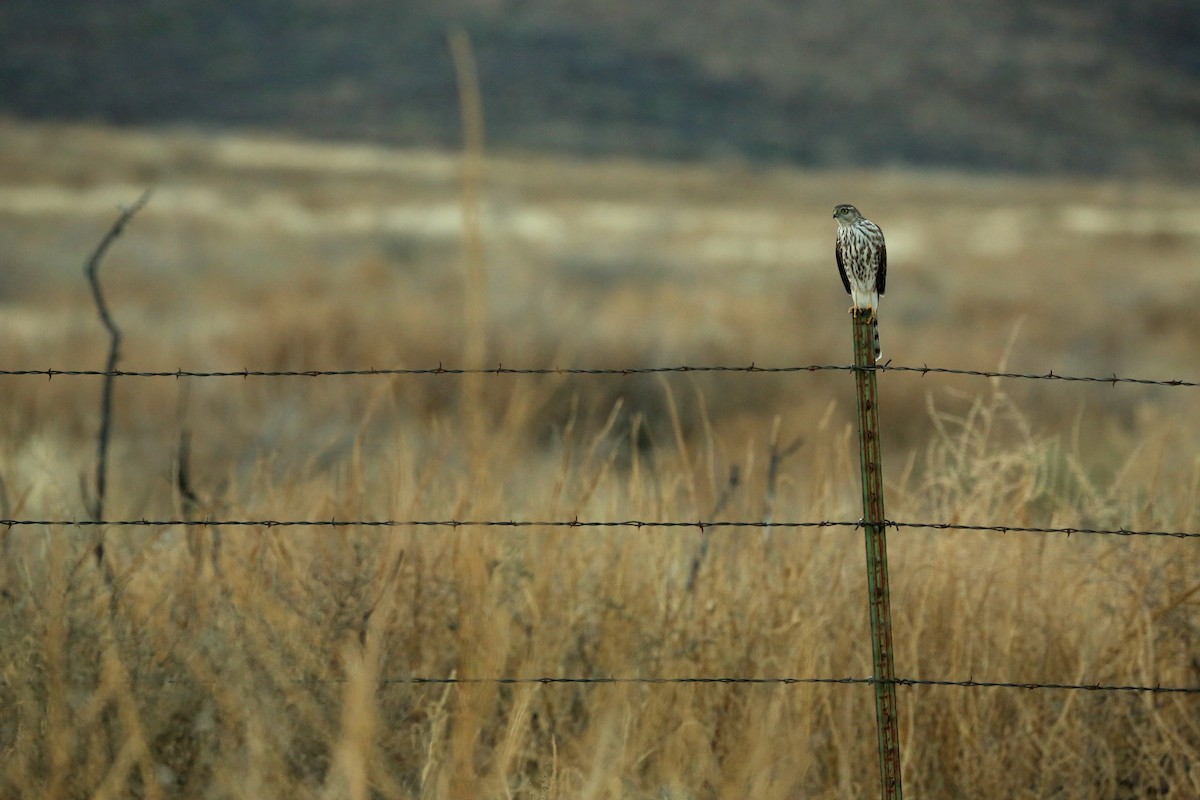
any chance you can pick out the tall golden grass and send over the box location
[0,118,1198,798]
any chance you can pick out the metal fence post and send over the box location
[851,309,903,799]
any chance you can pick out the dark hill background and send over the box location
[2,0,1198,175]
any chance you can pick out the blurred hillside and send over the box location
[2,0,1198,176]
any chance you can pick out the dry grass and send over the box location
[1,118,1199,798]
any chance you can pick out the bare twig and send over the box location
[85,189,152,565]
[177,427,223,577]
[762,416,803,527]
[176,429,203,516]
[686,465,741,592]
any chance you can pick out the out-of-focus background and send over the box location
[5,0,1200,174]
[2,3,1199,799]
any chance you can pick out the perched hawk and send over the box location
[833,203,887,361]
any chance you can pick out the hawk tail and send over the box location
[873,318,882,362]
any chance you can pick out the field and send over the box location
[1,117,1198,798]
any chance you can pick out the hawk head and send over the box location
[832,204,864,223]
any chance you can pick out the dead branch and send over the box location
[763,416,803,527]
[85,188,152,567]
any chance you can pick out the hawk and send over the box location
[833,203,887,361]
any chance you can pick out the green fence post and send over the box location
[851,308,903,799]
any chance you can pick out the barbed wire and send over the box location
[34,673,1190,695]
[883,364,1199,387]
[390,676,1200,695]
[1,365,827,378]
[0,363,1196,387]
[886,520,1200,539]
[6,517,1196,539]
[164,674,1193,695]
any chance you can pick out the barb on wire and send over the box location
[0,363,1195,388]
[4,517,1196,539]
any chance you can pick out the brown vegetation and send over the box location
[1,119,1198,798]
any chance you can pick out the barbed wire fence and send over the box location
[7,518,1199,537]
[9,193,1200,798]
[3,363,1198,385]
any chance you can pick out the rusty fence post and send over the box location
[851,309,903,799]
